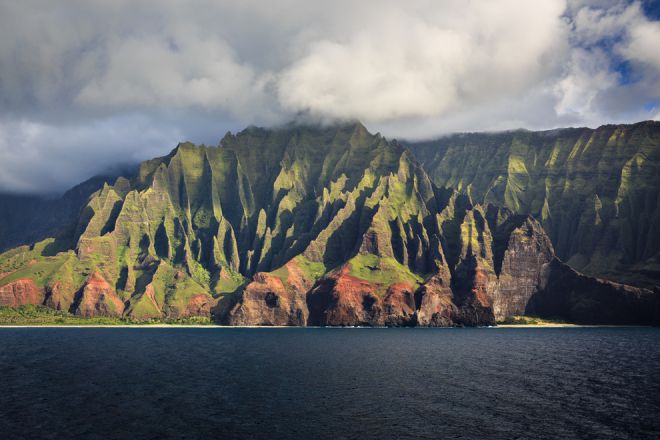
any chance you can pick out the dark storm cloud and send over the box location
[0,0,658,193]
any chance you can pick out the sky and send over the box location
[0,0,659,194]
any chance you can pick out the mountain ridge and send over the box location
[407,120,660,287]
[0,121,658,326]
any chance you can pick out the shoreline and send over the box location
[0,324,649,329]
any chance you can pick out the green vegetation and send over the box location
[347,253,423,295]
[2,121,416,321]
[270,255,328,285]
[0,305,214,326]
[293,256,328,281]
[497,315,569,326]
[213,269,246,296]
[0,253,71,288]
[408,120,660,287]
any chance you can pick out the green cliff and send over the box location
[408,121,660,287]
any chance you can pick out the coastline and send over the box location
[0,324,647,329]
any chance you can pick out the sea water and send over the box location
[0,327,658,439]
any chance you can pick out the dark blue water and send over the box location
[0,328,659,440]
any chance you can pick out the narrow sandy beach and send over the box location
[0,324,644,329]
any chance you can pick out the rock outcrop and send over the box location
[226,272,307,326]
[181,294,212,318]
[44,281,77,311]
[226,261,310,326]
[0,279,43,307]
[307,264,385,326]
[382,283,417,326]
[73,272,125,317]
[449,254,497,326]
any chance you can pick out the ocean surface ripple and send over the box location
[0,327,659,439]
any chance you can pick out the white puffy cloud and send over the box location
[278,0,568,122]
[551,0,660,126]
[0,0,659,192]
[620,17,660,71]
[553,48,619,118]
[75,35,277,121]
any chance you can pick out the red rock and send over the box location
[73,271,125,317]
[382,283,416,326]
[143,283,162,315]
[0,279,44,307]
[184,294,212,317]
[44,281,76,311]
[307,264,384,326]
[166,293,212,318]
[226,262,308,326]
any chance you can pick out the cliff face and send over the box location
[0,122,657,325]
[408,121,660,288]
[528,259,660,325]
[72,272,125,318]
[0,279,43,308]
[226,270,309,326]
[226,190,657,326]
[488,216,556,320]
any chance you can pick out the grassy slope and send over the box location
[346,254,423,295]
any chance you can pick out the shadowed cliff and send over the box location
[407,121,660,288]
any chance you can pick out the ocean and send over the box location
[0,327,659,439]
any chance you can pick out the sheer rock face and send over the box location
[73,272,125,317]
[488,218,556,321]
[414,274,455,326]
[382,283,417,326]
[451,258,496,326]
[528,259,660,325]
[0,279,43,307]
[307,265,382,326]
[306,266,418,327]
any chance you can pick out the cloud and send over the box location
[278,0,568,122]
[0,0,659,192]
[0,115,179,194]
[620,15,660,70]
[0,111,239,194]
[553,48,619,118]
[554,0,660,124]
